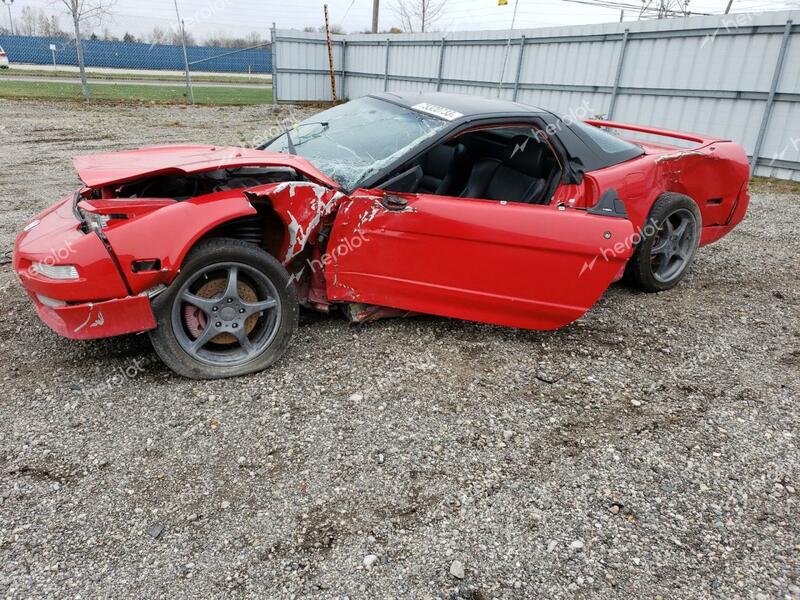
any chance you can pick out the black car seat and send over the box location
[417,143,470,196]
[459,135,549,204]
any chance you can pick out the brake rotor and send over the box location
[183,278,260,346]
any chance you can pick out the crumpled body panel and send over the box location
[247,181,346,265]
[73,145,340,189]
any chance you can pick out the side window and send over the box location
[380,125,562,205]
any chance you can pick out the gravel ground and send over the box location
[0,99,798,600]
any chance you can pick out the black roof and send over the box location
[368,92,547,119]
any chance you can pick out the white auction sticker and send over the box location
[411,103,464,121]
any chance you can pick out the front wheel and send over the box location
[149,238,298,379]
[624,193,702,293]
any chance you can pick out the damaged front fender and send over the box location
[103,181,349,304]
[103,193,258,295]
[245,181,347,265]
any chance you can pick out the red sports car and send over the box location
[14,93,750,378]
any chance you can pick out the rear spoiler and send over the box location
[583,119,727,148]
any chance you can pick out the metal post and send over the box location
[340,40,347,100]
[607,28,630,120]
[2,0,14,36]
[372,0,379,34]
[497,0,520,97]
[751,20,793,174]
[435,37,446,91]
[512,35,526,102]
[173,0,194,105]
[384,38,390,92]
[271,22,278,104]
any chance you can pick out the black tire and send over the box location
[624,193,702,293]
[149,238,298,379]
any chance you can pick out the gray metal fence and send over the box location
[272,10,800,181]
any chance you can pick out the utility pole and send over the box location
[2,0,14,36]
[173,0,194,104]
[324,4,337,101]
[372,0,379,33]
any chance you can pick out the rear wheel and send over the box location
[149,238,298,379]
[624,193,702,292]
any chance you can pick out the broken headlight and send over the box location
[83,211,111,232]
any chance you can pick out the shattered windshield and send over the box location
[260,97,450,190]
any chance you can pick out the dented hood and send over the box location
[72,145,341,189]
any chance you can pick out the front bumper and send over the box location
[14,194,158,340]
[26,292,157,340]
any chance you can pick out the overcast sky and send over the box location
[6,0,798,40]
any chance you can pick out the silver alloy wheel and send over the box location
[171,262,281,367]
[650,208,697,284]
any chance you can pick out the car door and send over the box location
[324,188,634,331]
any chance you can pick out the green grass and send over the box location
[749,176,800,195]
[0,67,269,84]
[0,79,273,105]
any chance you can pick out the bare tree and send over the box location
[392,0,446,33]
[53,0,115,101]
[148,26,169,45]
[38,11,52,35]
[17,6,66,37]
[169,27,195,46]
[203,30,271,48]
[19,7,39,36]
[51,15,66,37]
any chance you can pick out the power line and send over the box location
[340,0,357,24]
[562,0,711,17]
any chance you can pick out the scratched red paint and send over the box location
[13,118,749,342]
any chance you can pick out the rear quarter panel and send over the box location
[559,142,750,246]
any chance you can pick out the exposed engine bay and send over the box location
[108,166,302,200]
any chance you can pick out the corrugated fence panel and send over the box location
[443,42,510,83]
[778,35,800,94]
[392,42,440,79]
[272,30,344,101]
[346,44,385,75]
[345,76,383,98]
[275,10,800,179]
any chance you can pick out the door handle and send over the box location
[381,194,409,211]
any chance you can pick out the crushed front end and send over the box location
[13,192,157,340]
[13,146,343,343]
